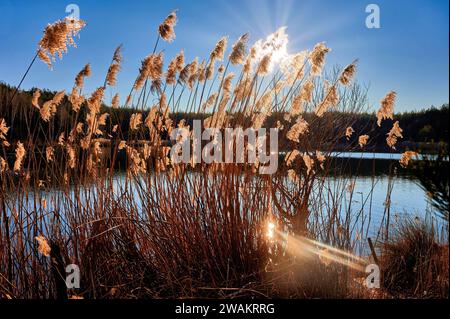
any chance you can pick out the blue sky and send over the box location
[0,0,448,112]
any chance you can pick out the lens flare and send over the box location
[267,222,276,239]
[273,229,367,272]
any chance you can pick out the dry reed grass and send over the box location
[0,10,446,300]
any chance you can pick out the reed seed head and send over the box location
[377,91,396,126]
[310,42,331,76]
[210,37,228,61]
[159,11,177,42]
[400,151,418,168]
[35,236,51,257]
[286,116,309,142]
[0,118,9,140]
[358,134,369,148]
[386,121,403,149]
[229,33,249,65]
[345,126,354,139]
[339,60,358,86]
[14,141,26,172]
[32,90,41,109]
[38,17,86,68]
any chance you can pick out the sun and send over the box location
[253,27,290,73]
[267,221,276,239]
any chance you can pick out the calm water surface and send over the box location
[9,153,446,240]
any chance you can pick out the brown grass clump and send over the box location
[379,219,449,298]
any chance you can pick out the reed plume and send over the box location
[222,72,235,95]
[13,141,26,172]
[285,150,300,166]
[339,60,358,85]
[386,121,403,149]
[32,89,41,109]
[111,94,120,109]
[400,151,418,168]
[67,144,76,169]
[87,87,104,115]
[315,84,338,117]
[287,169,299,182]
[210,37,228,61]
[46,146,54,162]
[358,134,369,148]
[166,53,182,85]
[287,116,309,142]
[345,126,354,139]
[303,153,314,174]
[0,156,7,172]
[310,42,331,75]
[40,90,65,121]
[130,113,143,130]
[69,64,91,111]
[106,45,123,86]
[187,58,199,89]
[201,93,218,111]
[290,94,304,116]
[175,50,185,71]
[35,236,51,257]
[303,80,315,101]
[257,54,272,76]
[75,64,91,88]
[316,151,326,169]
[377,91,396,126]
[0,118,9,140]
[178,60,193,85]
[229,33,249,65]
[38,17,86,68]
[205,61,215,80]
[135,53,164,90]
[159,10,177,42]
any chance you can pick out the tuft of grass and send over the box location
[379,218,449,298]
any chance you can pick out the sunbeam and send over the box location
[272,229,368,272]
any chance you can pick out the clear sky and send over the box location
[0,0,448,112]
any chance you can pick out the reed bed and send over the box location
[0,12,447,299]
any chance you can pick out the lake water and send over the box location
[331,151,447,161]
[327,153,446,237]
[346,175,437,233]
[6,153,447,243]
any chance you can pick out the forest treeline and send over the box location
[1,82,448,153]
